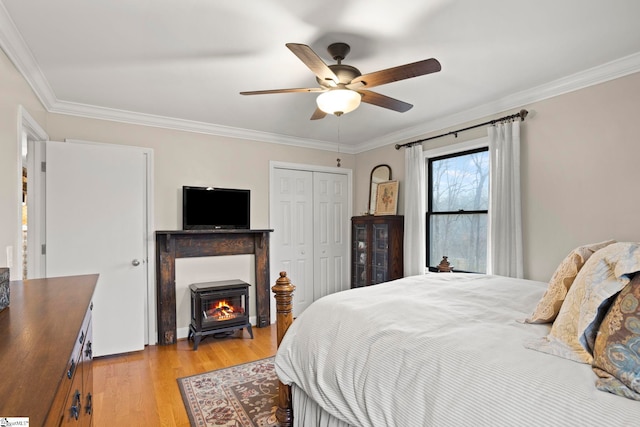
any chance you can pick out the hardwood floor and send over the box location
[92,324,278,426]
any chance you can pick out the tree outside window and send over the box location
[427,148,488,273]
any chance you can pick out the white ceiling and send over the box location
[2,0,640,153]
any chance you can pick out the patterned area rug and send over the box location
[178,357,280,427]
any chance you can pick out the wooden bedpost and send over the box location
[272,271,295,426]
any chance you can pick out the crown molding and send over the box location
[50,51,640,155]
[2,4,638,156]
[0,2,56,109]
[354,51,640,153]
[49,99,359,154]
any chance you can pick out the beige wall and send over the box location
[0,47,356,279]
[521,73,640,280]
[0,46,359,334]
[0,48,47,279]
[45,114,355,232]
[361,71,640,281]
[354,144,405,216]
[2,44,640,287]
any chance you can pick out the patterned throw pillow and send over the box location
[525,242,640,364]
[525,240,615,324]
[592,273,640,400]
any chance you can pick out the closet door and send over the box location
[271,168,314,316]
[313,172,350,300]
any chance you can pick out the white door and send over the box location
[271,168,314,316]
[313,172,350,299]
[46,140,147,357]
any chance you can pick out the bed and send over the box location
[271,241,640,426]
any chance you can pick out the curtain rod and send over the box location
[394,109,529,150]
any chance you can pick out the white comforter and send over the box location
[275,273,640,427]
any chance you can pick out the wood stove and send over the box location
[188,279,253,350]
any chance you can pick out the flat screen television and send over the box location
[182,186,250,230]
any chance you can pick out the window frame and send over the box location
[424,137,489,272]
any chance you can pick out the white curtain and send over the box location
[487,121,523,278]
[403,144,426,276]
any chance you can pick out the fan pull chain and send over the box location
[336,117,342,167]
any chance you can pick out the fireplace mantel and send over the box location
[155,229,272,345]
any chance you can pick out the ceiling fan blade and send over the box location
[350,58,441,89]
[357,90,413,112]
[286,43,339,86]
[310,108,327,120]
[240,87,325,95]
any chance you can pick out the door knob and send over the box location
[132,259,141,266]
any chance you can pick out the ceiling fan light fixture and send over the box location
[316,89,361,116]
[242,43,441,120]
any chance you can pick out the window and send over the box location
[427,147,489,273]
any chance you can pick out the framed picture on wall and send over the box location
[374,180,398,215]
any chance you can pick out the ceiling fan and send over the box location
[240,42,441,120]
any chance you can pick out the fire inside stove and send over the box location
[204,299,245,322]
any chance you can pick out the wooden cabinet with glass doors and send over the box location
[351,215,404,287]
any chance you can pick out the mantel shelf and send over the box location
[156,229,274,235]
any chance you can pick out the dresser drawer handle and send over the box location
[70,390,81,420]
[85,341,93,359]
[85,392,93,415]
[67,359,76,379]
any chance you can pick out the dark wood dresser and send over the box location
[0,274,98,426]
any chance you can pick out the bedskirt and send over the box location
[292,384,352,427]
